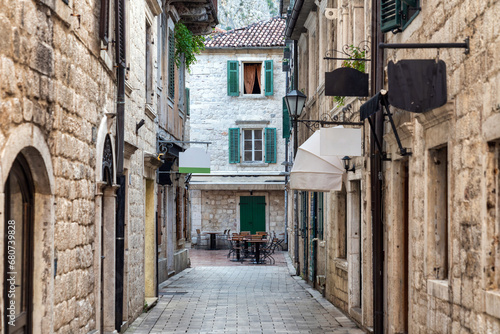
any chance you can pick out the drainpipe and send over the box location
[115,0,126,330]
[292,39,300,275]
[371,0,384,332]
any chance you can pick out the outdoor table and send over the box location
[245,238,268,264]
[205,232,219,250]
[229,235,245,261]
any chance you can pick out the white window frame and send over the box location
[241,61,264,97]
[242,129,263,162]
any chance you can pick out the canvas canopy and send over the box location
[290,130,345,192]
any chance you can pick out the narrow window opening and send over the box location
[243,63,262,95]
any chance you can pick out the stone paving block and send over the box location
[125,251,363,334]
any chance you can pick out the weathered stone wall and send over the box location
[187,48,286,172]
[191,190,286,243]
[384,0,500,333]
[0,0,116,332]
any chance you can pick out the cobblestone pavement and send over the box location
[125,251,365,334]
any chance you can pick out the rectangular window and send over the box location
[243,63,262,94]
[145,21,153,105]
[337,186,347,259]
[243,129,263,162]
[429,146,448,280]
[381,0,420,33]
[264,128,277,163]
[168,28,175,99]
[486,141,500,290]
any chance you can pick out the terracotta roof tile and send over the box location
[205,17,285,48]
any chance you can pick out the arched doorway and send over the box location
[4,154,34,333]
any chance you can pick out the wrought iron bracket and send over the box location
[157,138,211,157]
[295,104,364,132]
[379,37,470,54]
[380,94,412,157]
[324,41,371,61]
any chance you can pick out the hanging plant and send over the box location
[334,45,366,106]
[174,22,206,72]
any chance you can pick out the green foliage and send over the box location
[334,45,366,106]
[174,22,205,72]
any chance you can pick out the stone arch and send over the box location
[0,123,55,332]
[93,115,118,332]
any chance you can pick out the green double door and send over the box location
[239,196,266,234]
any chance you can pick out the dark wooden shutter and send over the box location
[381,0,420,33]
[282,97,290,139]
[264,128,277,163]
[115,0,126,67]
[99,0,110,44]
[228,128,240,163]
[185,88,190,116]
[168,29,175,99]
[227,61,239,96]
[264,60,273,96]
[318,192,324,239]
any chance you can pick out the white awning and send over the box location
[290,130,344,192]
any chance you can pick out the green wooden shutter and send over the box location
[265,128,277,163]
[318,192,324,240]
[185,88,190,116]
[282,97,290,139]
[264,60,273,96]
[227,61,239,96]
[381,0,420,33]
[168,29,175,99]
[229,128,240,163]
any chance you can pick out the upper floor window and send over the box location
[228,127,277,164]
[227,60,274,97]
[381,0,420,33]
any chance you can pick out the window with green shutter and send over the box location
[168,28,175,99]
[318,192,324,240]
[185,88,190,116]
[264,128,277,163]
[264,60,273,96]
[282,98,290,139]
[381,0,420,33]
[227,61,239,96]
[229,128,240,163]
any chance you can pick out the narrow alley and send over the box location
[125,251,364,334]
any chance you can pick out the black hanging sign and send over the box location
[325,67,369,97]
[388,60,447,113]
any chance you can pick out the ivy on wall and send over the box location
[174,22,206,72]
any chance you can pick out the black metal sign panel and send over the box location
[388,60,447,113]
[325,67,369,97]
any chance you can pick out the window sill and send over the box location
[334,258,348,271]
[239,162,269,167]
[145,104,156,121]
[485,290,500,319]
[427,279,450,302]
[125,80,134,97]
[240,94,268,99]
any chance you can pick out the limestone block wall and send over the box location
[187,48,286,172]
[191,190,286,240]
[384,0,500,332]
[0,0,116,332]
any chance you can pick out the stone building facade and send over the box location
[283,0,500,333]
[187,17,287,244]
[0,0,216,333]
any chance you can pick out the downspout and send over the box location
[371,0,384,332]
[293,39,300,275]
[115,0,126,330]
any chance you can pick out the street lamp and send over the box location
[342,156,356,173]
[284,90,307,156]
[284,90,307,119]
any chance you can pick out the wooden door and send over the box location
[239,196,266,234]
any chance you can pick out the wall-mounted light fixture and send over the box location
[342,156,355,173]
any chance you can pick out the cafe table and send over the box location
[205,232,219,250]
[245,238,268,264]
[229,235,246,262]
